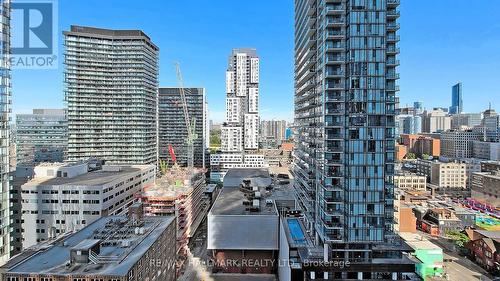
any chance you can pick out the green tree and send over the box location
[406,152,416,159]
[210,129,221,147]
[445,230,470,248]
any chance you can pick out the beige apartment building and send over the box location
[394,173,427,191]
[431,162,467,189]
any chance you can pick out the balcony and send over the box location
[325,70,344,78]
[324,195,343,203]
[387,47,400,54]
[326,30,346,39]
[325,156,343,165]
[326,43,345,51]
[326,145,343,153]
[387,10,400,18]
[387,35,400,42]
[308,3,316,16]
[326,167,343,178]
[387,59,400,66]
[325,120,343,127]
[388,0,400,6]
[325,104,343,113]
[326,93,344,102]
[386,73,400,79]
[324,229,343,242]
[325,55,345,64]
[322,218,343,228]
[318,180,343,192]
[387,22,400,30]
[326,82,344,90]
[326,17,346,27]
[386,85,400,91]
[326,5,344,14]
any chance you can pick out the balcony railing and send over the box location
[387,10,400,17]
[387,22,400,30]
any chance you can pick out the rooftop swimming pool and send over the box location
[287,218,307,246]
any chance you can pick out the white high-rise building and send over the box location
[210,49,267,181]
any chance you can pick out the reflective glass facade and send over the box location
[294,0,399,259]
[16,109,67,165]
[0,0,9,262]
[449,82,462,115]
[158,87,208,168]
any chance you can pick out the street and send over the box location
[419,231,496,281]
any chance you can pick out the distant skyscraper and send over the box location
[16,109,67,165]
[260,120,287,142]
[293,0,411,278]
[210,49,266,181]
[449,82,463,114]
[413,101,423,114]
[158,87,208,168]
[64,26,159,165]
[0,0,10,263]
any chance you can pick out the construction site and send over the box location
[138,166,210,275]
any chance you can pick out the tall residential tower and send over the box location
[0,0,10,263]
[64,26,159,165]
[158,87,208,168]
[293,0,414,279]
[210,49,266,181]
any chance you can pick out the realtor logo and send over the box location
[11,0,58,69]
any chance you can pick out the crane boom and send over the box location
[174,62,197,170]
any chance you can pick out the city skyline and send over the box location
[2,0,500,279]
[10,0,500,123]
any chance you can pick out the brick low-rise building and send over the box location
[466,230,500,274]
[400,134,440,158]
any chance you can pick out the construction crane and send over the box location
[174,62,197,170]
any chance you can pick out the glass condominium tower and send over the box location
[294,0,399,266]
[449,82,462,115]
[0,0,9,263]
[64,26,159,165]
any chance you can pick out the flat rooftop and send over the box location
[211,168,293,216]
[210,187,276,216]
[64,25,157,49]
[399,232,442,251]
[23,165,151,187]
[223,168,272,188]
[6,215,175,276]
